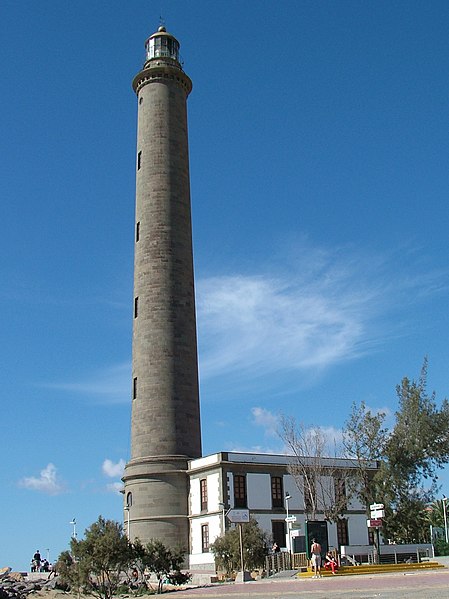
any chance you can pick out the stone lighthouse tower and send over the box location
[122,26,202,550]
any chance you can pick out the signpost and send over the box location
[226,509,250,582]
[368,503,384,560]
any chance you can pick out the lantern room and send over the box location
[145,26,180,63]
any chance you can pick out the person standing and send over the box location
[32,550,41,572]
[310,538,322,578]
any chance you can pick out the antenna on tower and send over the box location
[159,13,166,29]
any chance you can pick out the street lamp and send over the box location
[218,502,226,536]
[69,518,77,539]
[285,492,292,556]
[442,496,448,544]
[124,505,130,540]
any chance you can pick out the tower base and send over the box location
[123,456,190,550]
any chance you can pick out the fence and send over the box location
[265,552,308,575]
[340,544,433,566]
[368,546,432,565]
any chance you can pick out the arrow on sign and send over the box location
[226,509,250,523]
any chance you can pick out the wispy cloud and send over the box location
[102,458,125,478]
[18,463,65,495]
[251,406,343,455]
[44,362,130,404]
[197,242,442,382]
[251,407,280,438]
[102,459,125,494]
[106,481,124,494]
[41,241,446,405]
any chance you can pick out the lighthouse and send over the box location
[122,26,202,550]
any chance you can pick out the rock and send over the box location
[43,578,58,590]
[5,576,23,583]
[0,572,56,599]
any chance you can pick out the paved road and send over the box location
[175,569,449,598]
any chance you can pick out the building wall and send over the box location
[188,452,377,569]
[189,470,223,564]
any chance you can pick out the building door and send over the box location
[272,520,286,548]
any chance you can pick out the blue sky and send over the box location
[1,0,449,571]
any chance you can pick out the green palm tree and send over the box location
[426,499,446,529]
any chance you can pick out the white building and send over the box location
[188,451,378,577]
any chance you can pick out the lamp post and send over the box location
[442,496,448,544]
[124,505,130,540]
[69,518,77,539]
[218,502,226,536]
[285,492,292,561]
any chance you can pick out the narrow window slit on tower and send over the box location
[134,297,138,318]
[137,151,142,170]
[133,377,137,400]
[136,222,140,241]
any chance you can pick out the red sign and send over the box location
[367,518,383,528]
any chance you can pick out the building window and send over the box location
[201,524,209,552]
[271,476,283,508]
[200,478,208,511]
[133,377,137,400]
[126,492,133,508]
[272,520,286,548]
[134,297,138,318]
[337,518,349,547]
[234,474,247,508]
[137,151,142,170]
[136,221,140,242]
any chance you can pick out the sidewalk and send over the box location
[175,561,449,598]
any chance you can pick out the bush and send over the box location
[210,518,268,577]
[434,539,449,556]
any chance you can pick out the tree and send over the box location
[57,518,190,596]
[426,499,446,530]
[56,550,83,596]
[279,416,348,521]
[386,359,449,487]
[381,359,449,542]
[139,539,189,594]
[342,401,388,514]
[57,516,131,599]
[210,519,267,577]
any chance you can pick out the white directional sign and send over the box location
[371,509,385,519]
[285,515,297,523]
[291,529,301,538]
[226,508,250,523]
[370,503,384,511]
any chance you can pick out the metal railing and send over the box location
[368,547,432,565]
[265,552,308,574]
